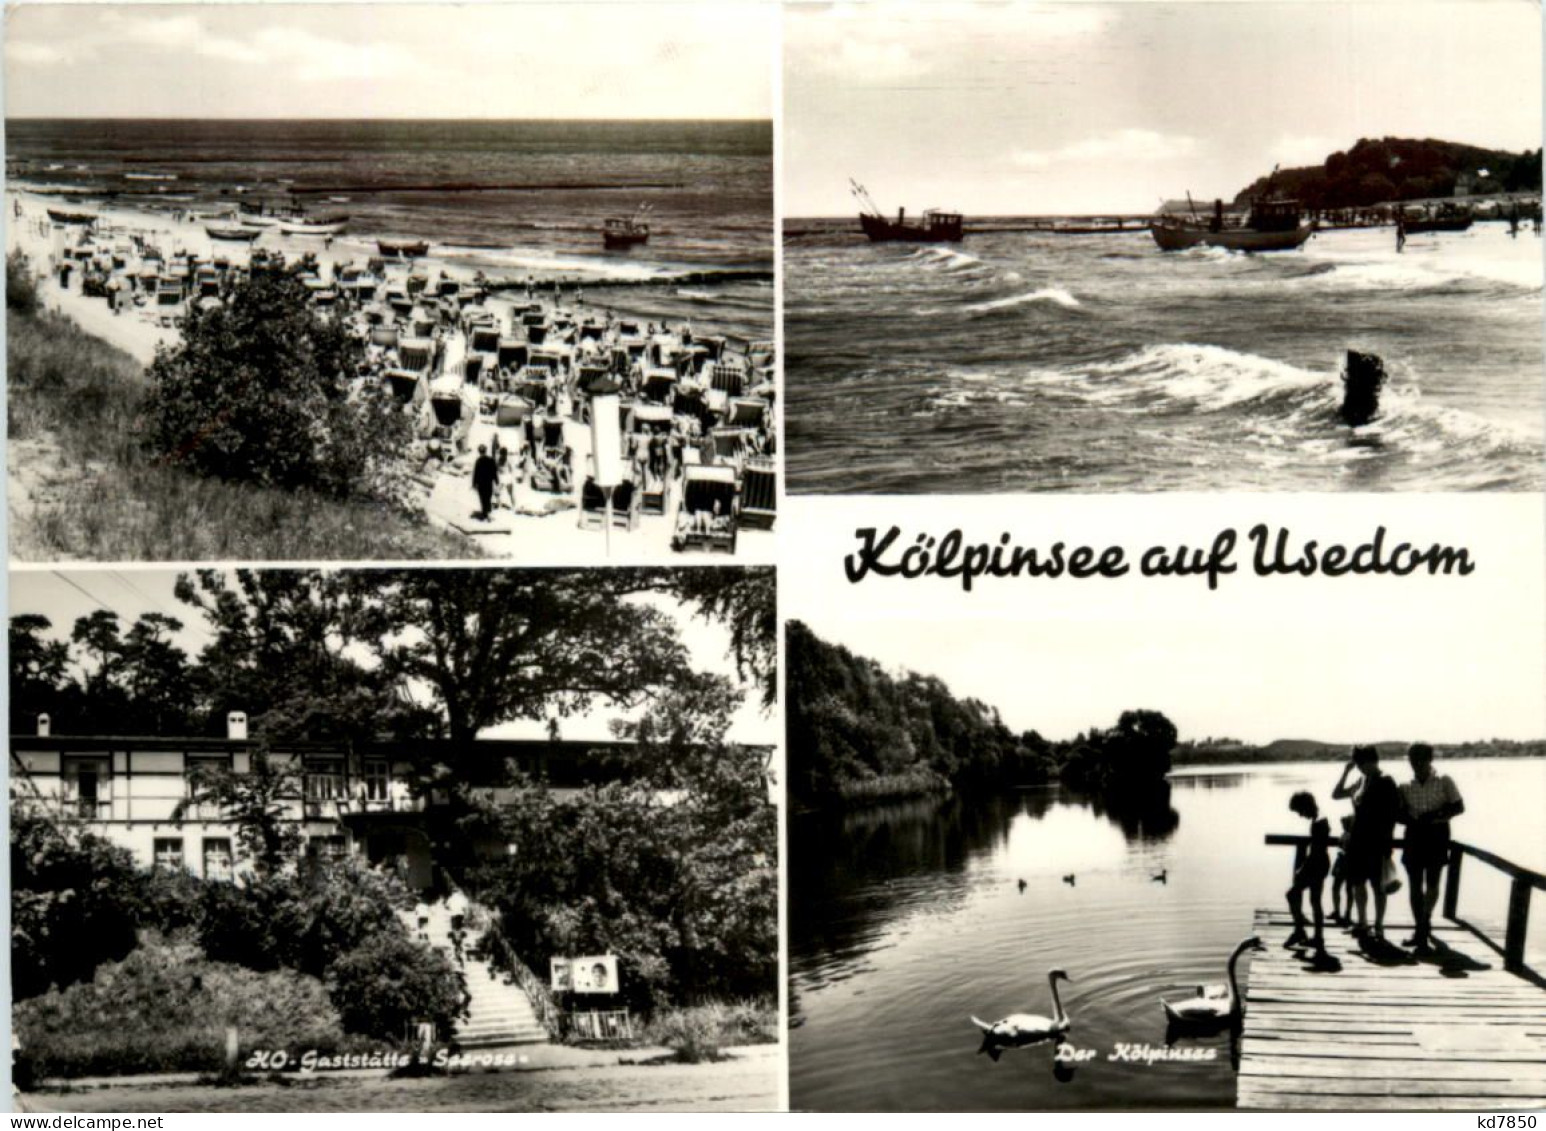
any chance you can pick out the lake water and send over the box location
[784,221,1543,493]
[788,758,1546,1111]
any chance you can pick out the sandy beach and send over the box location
[6,189,777,563]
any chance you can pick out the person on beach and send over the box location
[1397,743,1464,954]
[1333,746,1400,940]
[1395,213,1407,253]
[1284,791,1331,957]
[471,444,498,521]
[495,446,518,511]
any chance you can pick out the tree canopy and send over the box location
[144,265,408,500]
[786,620,1177,808]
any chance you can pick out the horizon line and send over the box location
[4,115,772,124]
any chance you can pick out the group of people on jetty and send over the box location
[22,201,778,555]
[1283,744,1465,963]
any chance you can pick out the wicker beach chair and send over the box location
[739,458,776,530]
[673,465,738,555]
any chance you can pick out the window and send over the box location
[153,837,185,872]
[304,757,346,801]
[307,835,347,863]
[62,756,110,819]
[364,759,390,803]
[202,838,234,882]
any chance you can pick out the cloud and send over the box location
[250,28,422,82]
[1012,129,1199,170]
[4,41,75,66]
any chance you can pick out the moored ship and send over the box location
[852,179,964,243]
[1150,193,1312,252]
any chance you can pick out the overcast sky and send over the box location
[4,2,774,119]
[786,1,1543,216]
[9,569,776,745]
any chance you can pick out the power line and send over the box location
[50,571,113,614]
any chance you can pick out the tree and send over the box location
[669,568,776,711]
[10,802,147,999]
[326,933,465,1041]
[144,266,409,500]
[9,614,70,733]
[353,570,695,771]
[177,749,303,876]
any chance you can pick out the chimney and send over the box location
[37,713,51,737]
[227,711,248,741]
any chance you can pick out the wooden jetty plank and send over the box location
[1239,908,1546,1111]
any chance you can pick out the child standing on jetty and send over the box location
[1285,791,1331,957]
[1329,814,1354,926]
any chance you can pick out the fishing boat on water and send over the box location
[1403,204,1474,234]
[851,179,964,243]
[603,205,651,249]
[379,238,430,260]
[1151,187,1312,252]
[206,223,263,243]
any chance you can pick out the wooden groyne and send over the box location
[1238,837,1546,1110]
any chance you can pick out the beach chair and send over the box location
[384,369,425,406]
[542,417,566,457]
[710,428,752,464]
[495,396,533,428]
[463,354,484,385]
[724,397,766,430]
[398,338,434,375]
[640,369,676,404]
[430,393,464,429]
[578,479,640,532]
[471,326,502,355]
[579,322,605,342]
[525,323,548,346]
[497,339,528,371]
[699,335,726,362]
[370,325,400,349]
[709,362,746,399]
[641,472,669,517]
[673,465,738,555]
[530,447,572,495]
[739,458,776,530]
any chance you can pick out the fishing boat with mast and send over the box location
[603,204,652,249]
[1151,178,1313,252]
[851,179,964,243]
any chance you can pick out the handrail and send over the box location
[474,922,563,1040]
[1265,833,1543,974]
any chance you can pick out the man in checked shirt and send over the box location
[1397,743,1466,955]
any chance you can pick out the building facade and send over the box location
[10,712,642,890]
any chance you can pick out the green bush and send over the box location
[7,249,40,314]
[10,808,146,1000]
[198,859,414,978]
[13,942,358,1079]
[325,932,465,1042]
[144,266,409,501]
[641,1000,775,1063]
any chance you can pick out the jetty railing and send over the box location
[1266,834,1546,974]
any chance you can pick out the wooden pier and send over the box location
[1238,837,1546,1111]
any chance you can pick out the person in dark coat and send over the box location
[471,444,498,521]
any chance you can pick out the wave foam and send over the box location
[964,287,1081,313]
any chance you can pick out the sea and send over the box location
[5,119,773,340]
[790,758,1546,1111]
[784,219,1544,492]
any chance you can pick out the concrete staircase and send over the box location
[412,898,549,1048]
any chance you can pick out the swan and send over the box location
[1017,879,1027,893]
[1160,937,1265,1024]
[1152,869,1167,884]
[1062,874,1076,886]
[971,969,1072,1056]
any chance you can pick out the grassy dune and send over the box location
[7,305,475,561]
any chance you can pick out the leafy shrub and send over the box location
[10,807,145,1000]
[325,932,465,1042]
[144,266,409,500]
[13,942,358,1079]
[7,249,40,314]
[643,1000,778,1062]
[198,859,414,978]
